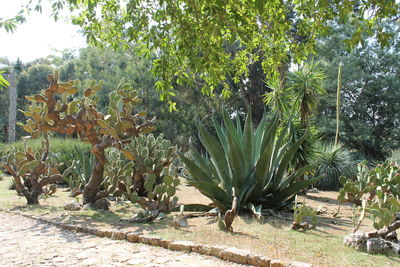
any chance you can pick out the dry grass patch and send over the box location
[0,175,399,267]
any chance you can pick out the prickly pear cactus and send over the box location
[292,196,318,230]
[104,148,134,197]
[0,135,63,204]
[17,71,155,205]
[120,133,178,197]
[338,162,370,206]
[127,165,180,214]
[338,161,400,231]
[63,150,96,192]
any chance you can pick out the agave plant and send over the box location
[63,147,95,191]
[179,109,322,212]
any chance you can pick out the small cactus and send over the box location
[291,195,318,231]
[0,134,63,204]
[338,161,400,232]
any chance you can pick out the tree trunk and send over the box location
[7,72,17,143]
[82,137,111,204]
[26,193,40,205]
[83,157,105,204]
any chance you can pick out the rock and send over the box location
[157,239,171,249]
[111,230,126,240]
[384,231,398,242]
[343,232,367,251]
[307,188,319,193]
[219,247,250,265]
[345,231,400,255]
[366,238,390,254]
[138,234,161,245]
[209,245,228,257]
[64,201,82,211]
[246,254,271,267]
[168,241,196,252]
[93,198,111,210]
[192,244,212,255]
[389,242,400,254]
[63,224,78,231]
[126,232,140,243]
[173,215,188,229]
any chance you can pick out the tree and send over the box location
[316,22,400,159]
[1,1,399,109]
[7,72,17,143]
[289,61,326,127]
[20,72,155,206]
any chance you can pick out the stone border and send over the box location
[8,211,311,267]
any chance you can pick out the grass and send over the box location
[0,137,90,155]
[0,175,399,267]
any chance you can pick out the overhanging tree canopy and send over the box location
[1,0,399,108]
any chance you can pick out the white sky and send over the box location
[0,0,87,63]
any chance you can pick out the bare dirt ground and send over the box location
[0,212,244,267]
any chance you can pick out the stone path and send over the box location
[0,212,244,266]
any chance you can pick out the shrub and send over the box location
[0,137,90,168]
[179,109,321,212]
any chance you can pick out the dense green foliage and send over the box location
[2,1,399,108]
[316,23,400,159]
[180,109,321,212]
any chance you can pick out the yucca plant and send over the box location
[314,143,356,190]
[179,109,322,212]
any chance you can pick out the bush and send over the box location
[17,72,155,206]
[180,109,321,212]
[314,143,357,190]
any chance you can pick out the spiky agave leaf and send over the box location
[180,108,322,212]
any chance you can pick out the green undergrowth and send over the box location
[0,137,90,155]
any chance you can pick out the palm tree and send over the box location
[289,61,326,127]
